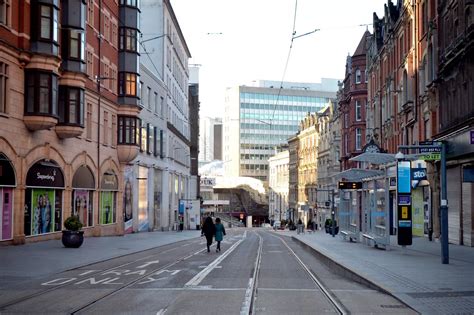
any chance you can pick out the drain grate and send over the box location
[380,304,407,309]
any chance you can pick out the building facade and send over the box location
[0,0,141,244]
[198,116,222,163]
[223,79,338,182]
[139,0,193,231]
[268,150,289,223]
[340,31,370,170]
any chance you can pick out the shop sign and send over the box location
[411,168,427,181]
[26,162,64,188]
[100,172,118,190]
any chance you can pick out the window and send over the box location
[111,19,118,47]
[355,100,362,121]
[62,30,85,61]
[365,69,368,83]
[0,62,7,113]
[120,0,139,7]
[86,48,94,78]
[147,87,151,109]
[33,3,58,42]
[25,71,58,116]
[356,128,362,150]
[118,116,140,145]
[154,92,158,113]
[147,123,153,154]
[111,114,117,147]
[355,69,361,84]
[86,103,92,139]
[0,0,11,26]
[119,27,138,52]
[103,111,108,145]
[140,121,147,152]
[103,13,110,42]
[87,0,94,26]
[118,72,138,96]
[58,86,84,125]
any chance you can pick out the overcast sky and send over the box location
[171,0,387,118]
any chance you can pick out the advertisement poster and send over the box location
[123,166,134,233]
[397,161,411,194]
[412,189,424,237]
[138,170,149,232]
[1,188,13,240]
[101,192,115,225]
[31,189,55,235]
[74,190,89,227]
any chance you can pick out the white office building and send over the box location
[223,79,338,182]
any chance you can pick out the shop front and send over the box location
[0,154,15,241]
[24,160,64,237]
[72,165,95,229]
[100,171,118,228]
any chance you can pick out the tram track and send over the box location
[246,231,348,315]
[0,237,205,312]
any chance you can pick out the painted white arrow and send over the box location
[136,260,160,269]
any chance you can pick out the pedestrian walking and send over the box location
[201,216,215,252]
[214,217,226,252]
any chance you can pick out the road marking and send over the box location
[266,250,283,253]
[78,270,99,276]
[137,260,160,269]
[257,288,321,292]
[42,278,77,286]
[185,238,244,287]
[156,308,167,315]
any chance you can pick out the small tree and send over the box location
[64,215,83,231]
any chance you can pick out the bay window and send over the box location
[58,86,84,125]
[118,72,138,97]
[119,27,139,52]
[25,71,58,116]
[118,116,140,145]
[62,29,85,60]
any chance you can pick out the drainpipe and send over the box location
[97,0,102,227]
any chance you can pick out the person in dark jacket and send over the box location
[201,216,215,252]
[214,217,226,252]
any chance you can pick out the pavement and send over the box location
[286,229,474,315]
[1,228,473,314]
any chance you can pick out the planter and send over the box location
[62,230,84,248]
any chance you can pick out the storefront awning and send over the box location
[333,168,384,181]
[349,152,396,165]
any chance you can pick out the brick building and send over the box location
[340,31,370,170]
[0,0,141,244]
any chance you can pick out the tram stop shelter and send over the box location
[335,152,396,249]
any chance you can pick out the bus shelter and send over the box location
[347,153,397,249]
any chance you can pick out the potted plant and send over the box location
[62,215,84,248]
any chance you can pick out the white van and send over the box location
[273,220,281,230]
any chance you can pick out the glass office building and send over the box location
[223,80,338,181]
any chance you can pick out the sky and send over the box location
[171,0,388,118]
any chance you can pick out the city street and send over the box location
[0,229,413,314]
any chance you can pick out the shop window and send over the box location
[100,171,118,225]
[118,115,140,145]
[58,86,84,125]
[100,191,116,224]
[119,27,138,52]
[25,71,58,116]
[73,190,93,227]
[118,72,138,97]
[24,161,65,236]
